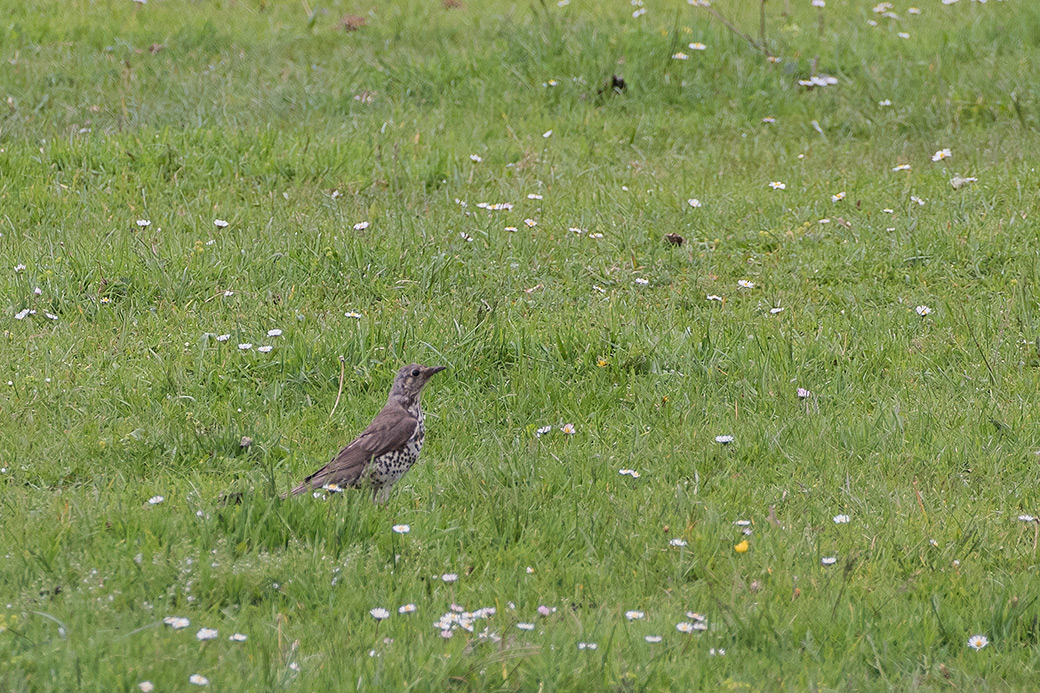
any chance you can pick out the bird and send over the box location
[287,363,447,503]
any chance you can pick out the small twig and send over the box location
[760,0,768,51]
[697,5,770,55]
[328,356,346,420]
[913,479,927,518]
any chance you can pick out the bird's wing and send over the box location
[289,406,417,495]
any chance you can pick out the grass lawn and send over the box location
[3,0,1040,688]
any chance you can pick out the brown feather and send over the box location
[289,403,418,495]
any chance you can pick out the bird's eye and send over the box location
[411,369,420,377]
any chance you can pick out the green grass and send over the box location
[3,0,1040,689]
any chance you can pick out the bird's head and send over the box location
[389,363,447,403]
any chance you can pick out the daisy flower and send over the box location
[354,221,370,231]
[762,116,776,124]
[196,628,218,640]
[139,683,154,692]
[619,469,641,478]
[148,496,164,505]
[672,52,689,60]
[399,604,417,614]
[189,674,209,686]
[536,425,552,437]
[833,514,850,524]
[644,635,663,643]
[879,99,892,106]
[577,642,598,649]
[676,622,694,633]
[1018,514,1036,522]
[715,435,734,444]
[769,181,786,190]
[892,163,911,171]
[370,608,391,620]
[688,198,702,207]
[625,610,645,621]
[345,311,363,319]
[689,42,707,50]
[561,423,576,435]
[441,573,458,583]
[797,387,811,398]
[229,633,248,642]
[931,148,952,162]
[517,622,535,631]
[635,278,649,286]
[469,154,482,163]
[669,538,688,547]
[216,334,230,342]
[738,280,754,289]
[164,616,190,629]
[527,193,543,200]
[214,219,229,228]
[832,192,846,202]
[257,345,273,353]
[136,220,151,227]
[238,343,252,350]
[524,218,537,228]
[392,524,410,533]
[821,556,837,566]
[915,305,932,316]
[323,483,343,493]
[967,634,989,650]
[707,295,723,302]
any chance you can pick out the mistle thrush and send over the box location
[288,363,446,503]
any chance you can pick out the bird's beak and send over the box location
[427,365,447,376]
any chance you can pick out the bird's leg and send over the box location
[373,486,392,505]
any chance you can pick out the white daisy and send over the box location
[672,52,689,60]
[354,221,370,231]
[469,154,483,163]
[669,538,688,547]
[715,435,734,444]
[148,496,164,505]
[164,616,190,629]
[769,181,786,190]
[676,622,694,633]
[267,328,282,337]
[527,193,543,200]
[688,198,702,208]
[833,514,850,524]
[821,556,837,565]
[136,220,151,227]
[392,524,410,534]
[345,311,363,319]
[229,633,248,642]
[196,628,218,640]
[561,423,576,435]
[214,219,229,228]
[238,343,252,350]
[625,610,645,621]
[831,192,846,202]
[1017,514,1036,522]
[189,674,209,686]
[517,622,535,631]
[216,334,230,342]
[915,305,932,317]
[399,604,417,614]
[689,42,707,50]
[707,295,723,302]
[257,345,273,353]
[635,278,649,286]
[967,634,989,650]
[139,683,154,692]
[370,608,391,620]
[931,148,952,162]
[441,573,458,583]
[738,280,755,288]
[644,635,663,643]
[577,642,598,649]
